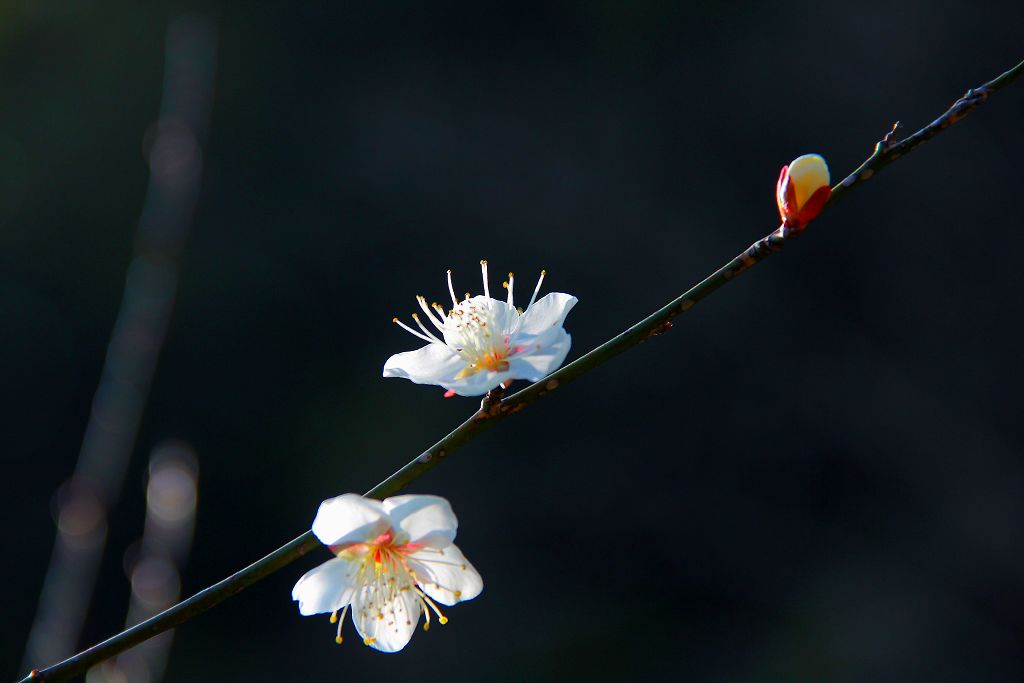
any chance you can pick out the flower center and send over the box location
[329,530,451,646]
[446,300,512,378]
[390,261,548,380]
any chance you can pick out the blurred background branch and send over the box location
[19,56,1021,683]
[19,14,216,680]
[86,442,198,683]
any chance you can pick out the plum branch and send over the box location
[19,57,1024,683]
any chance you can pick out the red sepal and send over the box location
[796,185,831,224]
[775,165,792,220]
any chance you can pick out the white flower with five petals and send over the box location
[292,493,483,653]
[383,261,577,396]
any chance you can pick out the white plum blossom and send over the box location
[383,261,577,396]
[292,493,483,653]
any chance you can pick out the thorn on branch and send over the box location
[882,120,902,148]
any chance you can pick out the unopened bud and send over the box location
[776,153,831,232]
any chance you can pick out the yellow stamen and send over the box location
[416,586,449,626]
[334,604,349,644]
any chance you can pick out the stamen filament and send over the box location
[480,260,490,298]
[526,269,546,311]
[506,272,515,309]
[412,313,443,343]
[415,586,449,625]
[393,317,439,344]
[417,296,447,331]
[422,594,432,631]
[335,604,350,644]
[446,270,458,306]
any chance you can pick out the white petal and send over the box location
[291,557,360,616]
[407,543,483,606]
[517,292,577,336]
[507,327,572,381]
[311,494,390,546]
[382,343,465,385]
[383,495,458,549]
[352,586,423,653]
[441,368,516,397]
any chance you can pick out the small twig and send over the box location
[18,57,1023,683]
[829,59,1023,206]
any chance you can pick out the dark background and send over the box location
[4,1,1024,681]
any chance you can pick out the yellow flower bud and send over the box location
[787,154,830,210]
[776,153,832,232]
